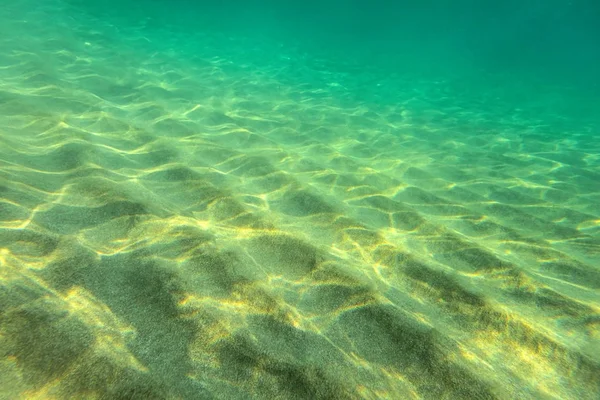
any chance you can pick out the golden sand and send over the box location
[0,1,599,399]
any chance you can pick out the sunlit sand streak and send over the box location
[178,284,412,381]
[1,265,146,392]
[530,271,600,294]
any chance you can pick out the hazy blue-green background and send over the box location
[69,0,600,88]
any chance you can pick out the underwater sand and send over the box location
[1,1,599,399]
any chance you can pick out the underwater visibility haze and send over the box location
[0,0,599,399]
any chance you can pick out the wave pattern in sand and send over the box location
[1,1,599,399]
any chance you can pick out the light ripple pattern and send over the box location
[0,1,599,399]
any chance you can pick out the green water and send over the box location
[0,1,599,399]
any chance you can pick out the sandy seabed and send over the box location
[1,1,599,399]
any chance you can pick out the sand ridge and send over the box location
[1,1,599,399]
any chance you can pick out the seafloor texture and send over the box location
[1,1,599,399]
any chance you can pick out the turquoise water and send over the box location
[0,1,599,399]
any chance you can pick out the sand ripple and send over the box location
[1,1,599,399]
